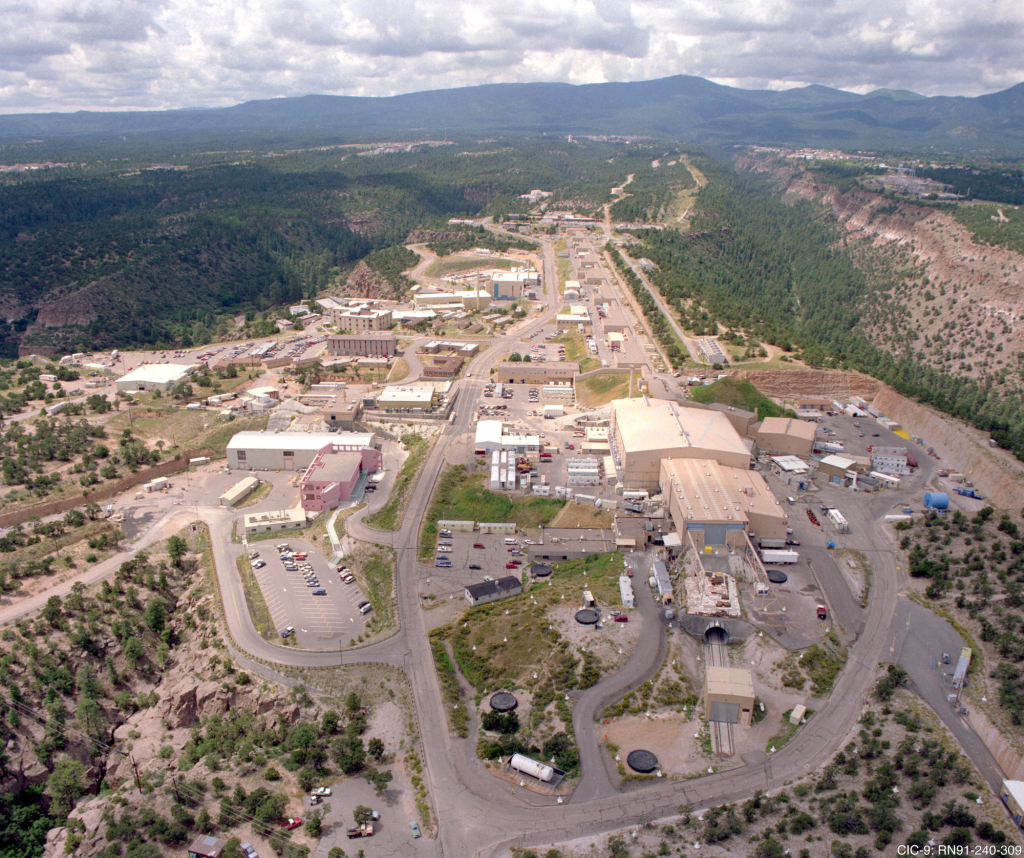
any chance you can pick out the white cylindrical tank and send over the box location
[510,753,554,782]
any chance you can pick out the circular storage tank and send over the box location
[531,564,552,578]
[489,691,518,712]
[626,749,659,773]
[575,609,600,625]
[766,569,788,584]
[510,753,554,782]
[924,492,949,510]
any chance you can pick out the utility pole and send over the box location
[171,774,182,804]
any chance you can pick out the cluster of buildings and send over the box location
[227,430,382,522]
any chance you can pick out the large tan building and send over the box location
[495,361,579,385]
[610,398,752,491]
[331,307,393,331]
[326,332,397,357]
[704,666,755,727]
[756,417,817,457]
[660,457,788,548]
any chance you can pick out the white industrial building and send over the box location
[475,420,541,456]
[542,386,575,403]
[870,445,911,475]
[116,363,197,392]
[610,398,752,491]
[566,457,602,486]
[226,431,376,471]
[243,508,307,535]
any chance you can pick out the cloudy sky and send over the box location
[1,0,1022,113]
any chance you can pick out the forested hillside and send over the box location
[0,141,652,356]
[628,159,1024,460]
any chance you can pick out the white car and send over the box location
[311,786,332,796]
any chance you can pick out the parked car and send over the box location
[786,540,801,546]
[342,573,355,584]
[311,787,332,796]
[473,542,485,549]
[469,564,482,570]
[359,601,372,615]
[613,615,629,623]
[410,821,422,838]
[241,843,258,858]
[506,562,517,569]
[816,605,827,620]
[312,589,326,596]
[283,818,303,830]
[280,626,295,638]
[251,559,266,569]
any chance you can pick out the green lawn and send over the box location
[419,466,565,556]
[364,434,430,531]
[576,371,638,407]
[690,377,792,420]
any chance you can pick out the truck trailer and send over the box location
[761,549,799,565]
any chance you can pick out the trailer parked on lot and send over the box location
[759,538,787,550]
[827,508,850,534]
[761,549,799,565]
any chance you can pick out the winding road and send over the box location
[0,213,1003,858]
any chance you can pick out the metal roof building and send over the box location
[115,363,197,392]
[610,397,751,491]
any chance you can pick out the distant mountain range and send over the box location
[3,75,1024,155]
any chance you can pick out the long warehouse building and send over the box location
[610,397,752,491]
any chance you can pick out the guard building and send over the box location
[704,667,756,727]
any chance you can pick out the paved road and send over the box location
[0,223,996,858]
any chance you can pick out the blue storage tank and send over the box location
[924,492,949,510]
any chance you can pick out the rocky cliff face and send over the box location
[338,260,396,300]
[780,172,1024,390]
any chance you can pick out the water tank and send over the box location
[924,492,949,510]
[510,753,554,782]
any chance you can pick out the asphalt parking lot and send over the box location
[418,530,534,599]
[246,537,370,648]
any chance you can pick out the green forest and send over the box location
[626,158,1024,460]
[0,140,657,356]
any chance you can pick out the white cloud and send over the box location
[0,0,1021,112]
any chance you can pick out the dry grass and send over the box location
[575,371,638,407]
[549,503,614,529]
[387,358,411,383]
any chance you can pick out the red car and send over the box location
[473,542,485,549]
[283,818,303,830]
[613,615,629,623]
[506,562,518,569]
[816,606,827,620]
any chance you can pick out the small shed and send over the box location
[189,836,227,858]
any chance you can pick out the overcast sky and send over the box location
[1,0,1022,113]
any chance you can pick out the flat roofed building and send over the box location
[326,332,397,357]
[756,416,817,457]
[495,361,579,385]
[602,301,630,334]
[227,431,376,471]
[474,420,542,455]
[116,363,197,392]
[1001,780,1024,827]
[299,442,382,512]
[243,507,307,535]
[330,306,393,331]
[611,397,751,491]
[376,384,438,411]
[703,666,755,726]
[661,457,788,549]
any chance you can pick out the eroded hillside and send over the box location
[782,174,1024,396]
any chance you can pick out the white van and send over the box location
[787,497,796,505]
[504,537,518,545]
